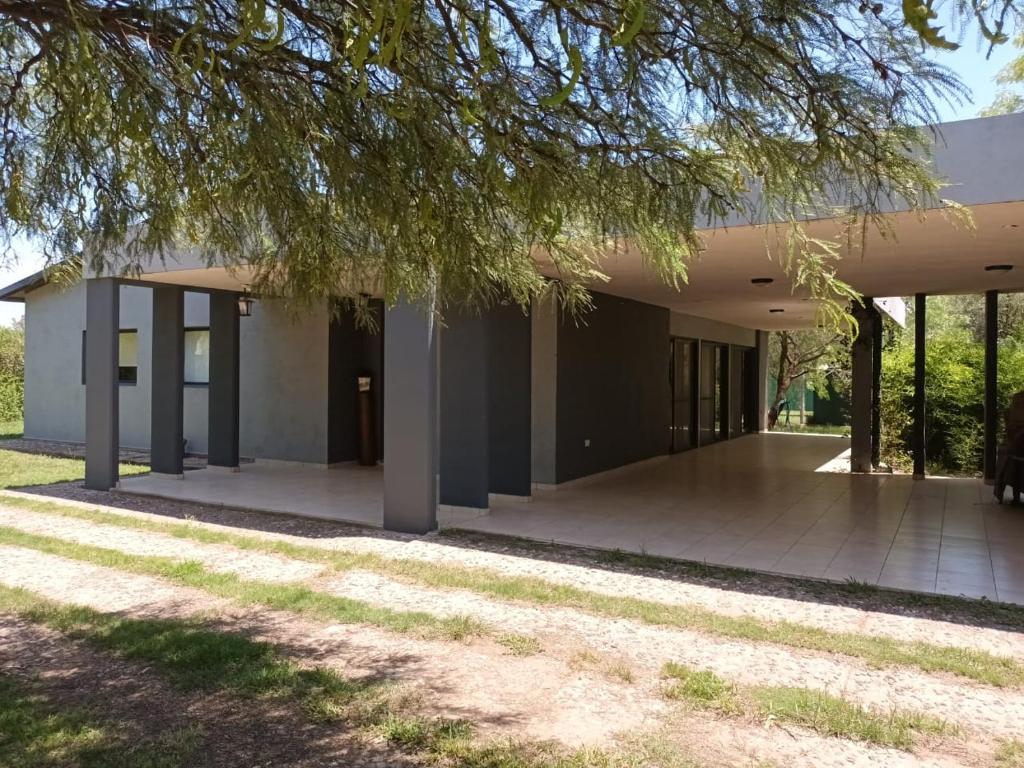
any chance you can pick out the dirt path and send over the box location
[325,570,1024,740]
[0,544,978,768]
[0,615,411,767]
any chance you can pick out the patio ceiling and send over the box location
[123,197,1024,331]
[586,199,1024,331]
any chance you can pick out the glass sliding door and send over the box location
[670,338,697,452]
[699,342,724,445]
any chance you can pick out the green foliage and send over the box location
[1,2,1018,321]
[0,323,24,422]
[880,296,1024,475]
[982,33,1024,115]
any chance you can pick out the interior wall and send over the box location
[555,292,671,483]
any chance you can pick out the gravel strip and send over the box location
[0,506,323,583]
[14,488,1021,660]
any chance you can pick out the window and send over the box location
[118,330,138,383]
[184,328,210,385]
[81,329,139,385]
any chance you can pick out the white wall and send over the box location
[23,282,331,462]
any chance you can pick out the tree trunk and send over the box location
[768,332,792,430]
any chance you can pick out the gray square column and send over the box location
[85,278,120,490]
[383,296,439,533]
[150,286,184,476]
[440,309,490,509]
[209,292,240,468]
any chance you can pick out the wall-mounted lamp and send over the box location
[238,287,254,317]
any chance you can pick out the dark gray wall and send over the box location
[555,292,671,483]
[440,309,491,508]
[488,304,531,496]
[327,301,384,464]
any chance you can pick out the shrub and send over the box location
[0,325,24,422]
[881,329,1024,476]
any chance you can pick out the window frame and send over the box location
[183,326,211,387]
[81,329,140,386]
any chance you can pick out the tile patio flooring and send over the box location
[117,433,1024,604]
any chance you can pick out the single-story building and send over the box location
[3,113,1024,600]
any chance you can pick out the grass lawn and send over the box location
[0,419,24,439]
[0,448,147,488]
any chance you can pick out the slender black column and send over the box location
[913,294,927,478]
[440,309,490,509]
[150,286,184,475]
[870,305,883,468]
[383,295,439,533]
[850,299,874,473]
[208,292,240,468]
[754,330,768,432]
[85,278,120,490]
[984,290,999,482]
[488,305,531,497]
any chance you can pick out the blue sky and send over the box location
[0,39,1019,327]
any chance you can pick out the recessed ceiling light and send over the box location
[985,264,1014,272]
[769,308,785,313]
[751,277,774,285]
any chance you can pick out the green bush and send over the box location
[881,329,1024,476]
[0,326,24,423]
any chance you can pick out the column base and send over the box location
[489,493,532,503]
[207,465,241,473]
[149,472,185,480]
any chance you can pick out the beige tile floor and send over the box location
[118,433,1024,604]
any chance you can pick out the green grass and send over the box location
[998,740,1024,767]
[771,423,850,437]
[4,495,1022,688]
[0,418,23,439]
[0,673,200,768]
[0,584,701,768]
[661,662,952,750]
[0,448,146,488]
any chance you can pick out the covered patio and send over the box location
[117,431,1024,604]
